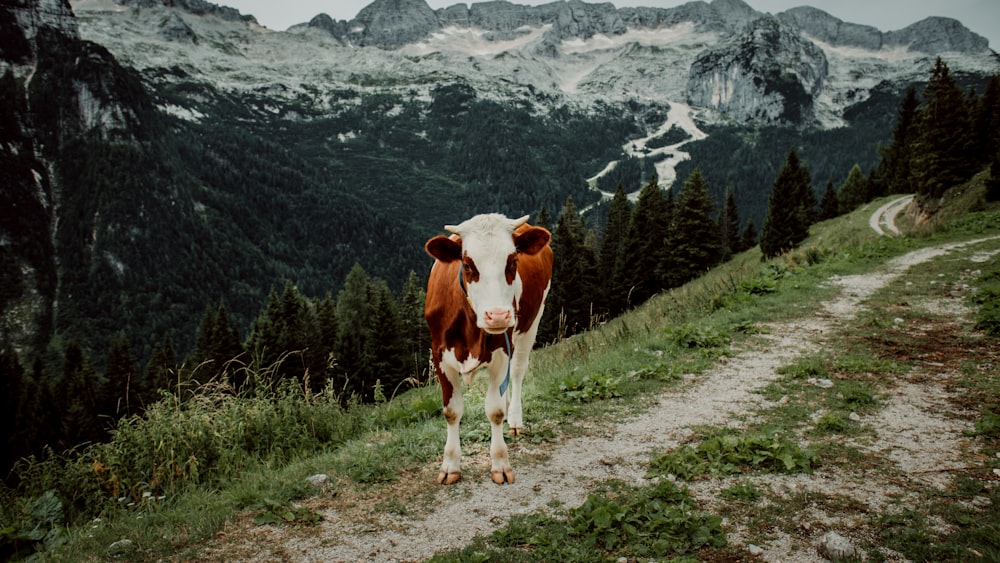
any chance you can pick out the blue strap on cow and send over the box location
[459,262,513,398]
[499,331,511,397]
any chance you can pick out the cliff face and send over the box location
[687,16,829,126]
[0,0,155,357]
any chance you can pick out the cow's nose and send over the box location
[483,308,512,328]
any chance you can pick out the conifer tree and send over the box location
[660,168,722,289]
[910,58,977,199]
[398,271,429,378]
[975,76,1000,165]
[0,345,25,474]
[104,332,139,418]
[614,177,670,308]
[875,86,919,195]
[988,149,1000,202]
[598,184,632,316]
[760,149,811,258]
[364,279,409,400]
[837,164,868,214]
[739,220,758,252]
[144,334,177,402]
[194,302,244,385]
[59,341,105,447]
[335,263,373,398]
[535,203,551,231]
[541,197,599,341]
[314,293,338,375]
[819,179,839,220]
[717,186,741,260]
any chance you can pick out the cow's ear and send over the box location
[425,235,463,263]
[514,226,550,255]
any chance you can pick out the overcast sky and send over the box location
[218,0,999,50]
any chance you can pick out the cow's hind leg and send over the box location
[487,349,514,484]
[508,302,545,436]
[506,344,529,437]
[438,366,463,485]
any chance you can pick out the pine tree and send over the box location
[876,86,919,195]
[59,341,105,447]
[598,184,632,316]
[0,345,25,475]
[760,149,811,258]
[660,168,722,289]
[104,332,139,418]
[144,334,177,402]
[975,76,1000,165]
[613,177,670,308]
[314,293,338,378]
[987,149,1000,202]
[364,280,409,400]
[739,219,758,252]
[837,164,868,214]
[717,186,741,260]
[535,203,551,231]
[398,271,428,379]
[819,179,839,220]
[910,58,977,200]
[335,263,373,398]
[194,302,244,376]
[541,197,599,341]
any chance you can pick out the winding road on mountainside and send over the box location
[208,196,998,563]
[870,194,915,236]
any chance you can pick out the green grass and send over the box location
[4,190,1000,561]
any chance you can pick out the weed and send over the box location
[555,370,621,403]
[720,481,762,502]
[664,323,730,349]
[251,499,322,526]
[648,428,817,479]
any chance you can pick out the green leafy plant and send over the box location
[664,323,730,349]
[252,498,322,526]
[720,481,762,502]
[648,429,817,479]
[556,370,622,403]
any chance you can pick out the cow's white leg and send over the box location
[508,298,546,436]
[486,349,513,484]
[439,366,463,485]
[506,344,529,436]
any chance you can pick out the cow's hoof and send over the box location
[509,426,523,437]
[491,468,515,485]
[438,470,462,485]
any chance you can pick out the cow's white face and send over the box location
[426,213,550,334]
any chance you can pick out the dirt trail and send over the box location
[226,232,999,562]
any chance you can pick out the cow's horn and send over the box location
[512,215,530,228]
[444,224,460,235]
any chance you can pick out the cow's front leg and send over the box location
[438,367,464,485]
[486,352,514,484]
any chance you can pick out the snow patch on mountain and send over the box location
[586,102,708,207]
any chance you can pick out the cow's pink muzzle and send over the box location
[482,308,514,332]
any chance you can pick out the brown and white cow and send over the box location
[424,213,553,485]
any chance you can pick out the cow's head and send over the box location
[426,213,550,334]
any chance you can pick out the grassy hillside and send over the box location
[3,181,999,560]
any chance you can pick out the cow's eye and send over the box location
[505,256,518,282]
[463,257,479,282]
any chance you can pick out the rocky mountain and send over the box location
[2,0,998,367]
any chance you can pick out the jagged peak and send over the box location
[351,0,440,49]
